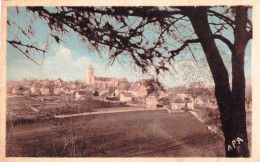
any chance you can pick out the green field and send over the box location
[6,110,225,157]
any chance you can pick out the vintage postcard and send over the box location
[1,0,260,161]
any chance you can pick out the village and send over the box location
[5,65,252,157]
[7,65,219,112]
[7,64,236,157]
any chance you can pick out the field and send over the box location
[6,109,225,157]
[6,96,128,124]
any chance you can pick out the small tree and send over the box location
[93,90,99,97]
[187,82,212,104]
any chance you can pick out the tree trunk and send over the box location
[230,6,251,157]
[182,7,249,157]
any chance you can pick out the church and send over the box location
[86,65,122,88]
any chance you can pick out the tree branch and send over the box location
[80,7,183,19]
[7,41,41,66]
[7,40,47,53]
[213,35,234,53]
[170,39,200,57]
[208,10,235,30]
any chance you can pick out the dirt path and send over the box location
[53,107,168,118]
[30,105,184,119]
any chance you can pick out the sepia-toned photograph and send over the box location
[1,2,256,159]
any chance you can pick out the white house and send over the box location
[120,92,133,102]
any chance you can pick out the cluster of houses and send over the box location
[7,65,218,111]
[147,90,218,110]
[7,78,80,97]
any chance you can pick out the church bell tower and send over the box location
[87,64,95,85]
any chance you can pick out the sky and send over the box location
[6,7,252,89]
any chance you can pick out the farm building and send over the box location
[171,97,194,110]
[145,91,164,109]
[158,97,170,109]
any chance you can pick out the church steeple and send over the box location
[87,64,95,85]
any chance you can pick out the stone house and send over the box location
[158,97,170,109]
[146,91,164,109]
[128,83,149,103]
[75,90,92,100]
[120,92,133,102]
[171,97,194,110]
[135,85,148,98]
[40,85,50,95]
